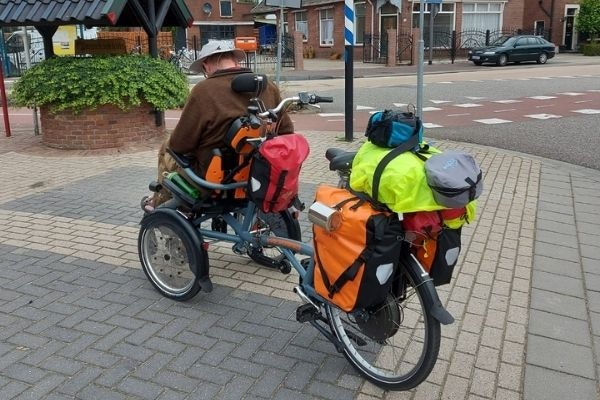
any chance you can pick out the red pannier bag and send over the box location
[248,133,310,213]
[402,208,465,285]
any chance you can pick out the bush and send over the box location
[582,41,600,56]
[10,55,189,113]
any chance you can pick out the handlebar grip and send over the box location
[315,95,334,103]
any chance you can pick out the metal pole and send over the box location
[275,5,284,86]
[344,0,355,142]
[428,5,433,65]
[416,0,425,119]
[21,26,40,136]
[0,59,11,138]
[344,47,353,142]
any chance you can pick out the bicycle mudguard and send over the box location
[399,253,454,325]
[140,208,212,292]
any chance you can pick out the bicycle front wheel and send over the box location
[326,266,441,391]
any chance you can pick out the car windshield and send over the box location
[490,36,515,46]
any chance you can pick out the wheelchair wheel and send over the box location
[138,211,202,301]
[247,210,301,269]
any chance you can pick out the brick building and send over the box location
[239,0,584,60]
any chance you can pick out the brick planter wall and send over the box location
[40,103,165,150]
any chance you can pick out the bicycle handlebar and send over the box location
[258,91,334,118]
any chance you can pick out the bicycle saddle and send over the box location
[325,148,357,171]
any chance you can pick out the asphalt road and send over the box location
[283,64,600,170]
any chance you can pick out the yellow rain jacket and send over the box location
[349,142,477,224]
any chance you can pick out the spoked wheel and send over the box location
[326,267,441,391]
[247,210,301,270]
[138,212,201,301]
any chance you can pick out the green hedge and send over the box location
[11,55,189,113]
[582,42,600,56]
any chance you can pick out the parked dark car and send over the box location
[468,35,556,66]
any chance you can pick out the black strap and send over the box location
[328,247,373,298]
[372,133,420,203]
[266,170,288,212]
[314,243,334,295]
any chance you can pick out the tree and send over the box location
[576,0,600,40]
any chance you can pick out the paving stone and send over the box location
[526,335,595,379]
[528,309,591,346]
[524,365,597,400]
[529,288,588,320]
[531,270,584,298]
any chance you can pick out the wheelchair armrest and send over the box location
[166,147,192,169]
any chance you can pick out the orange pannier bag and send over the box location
[312,185,404,312]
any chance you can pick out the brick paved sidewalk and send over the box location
[0,130,599,399]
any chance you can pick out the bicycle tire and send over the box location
[138,211,202,301]
[326,265,441,390]
[247,210,302,269]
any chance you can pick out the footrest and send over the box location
[296,303,320,323]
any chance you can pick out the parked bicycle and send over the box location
[138,73,453,390]
[168,47,197,74]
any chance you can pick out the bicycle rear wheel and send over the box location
[138,211,202,301]
[326,266,441,391]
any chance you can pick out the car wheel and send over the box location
[473,61,483,66]
[537,52,548,64]
[496,54,508,67]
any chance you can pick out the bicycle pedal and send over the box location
[296,303,319,323]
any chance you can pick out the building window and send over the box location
[320,8,334,46]
[355,2,366,44]
[220,0,232,17]
[295,11,308,41]
[200,25,236,45]
[412,2,455,47]
[461,2,502,33]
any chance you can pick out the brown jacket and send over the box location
[153,68,294,206]
[169,68,294,175]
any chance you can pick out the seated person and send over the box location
[148,40,294,209]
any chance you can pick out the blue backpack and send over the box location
[365,109,423,150]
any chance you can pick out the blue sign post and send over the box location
[344,0,354,141]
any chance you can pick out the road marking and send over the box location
[525,113,562,119]
[557,92,585,96]
[393,103,408,107]
[423,122,443,128]
[430,100,452,104]
[319,113,344,117]
[447,113,471,117]
[575,100,593,104]
[494,108,517,113]
[528,96,557,100]
[437,81,454,84]
[492,99,522,104]
[535,104,555,108]
[474,118,512,124]
[532,76,552,80]
[455,103,483,108]
[572,109,600,114]
[422,107,442,112]
[588,89,600,92]
[466,96,486,100]
[356,105,374,110]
